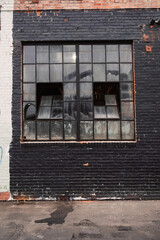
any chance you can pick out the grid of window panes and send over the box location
[22,44,135,141]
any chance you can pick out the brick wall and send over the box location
[14,0,160,10]
[0,0,13,200]
[11,9,160,200]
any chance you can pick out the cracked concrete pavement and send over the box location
[0,201,160,240]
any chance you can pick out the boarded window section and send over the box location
[22,43,135,141]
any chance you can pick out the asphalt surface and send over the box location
[0,201,160,240]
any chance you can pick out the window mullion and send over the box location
[76,45,80,141]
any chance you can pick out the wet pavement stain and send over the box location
[117,226,132,231]
[35,204,73,226]
[78,233,102,238]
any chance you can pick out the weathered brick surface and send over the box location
[11,9,160,200]
[14,0,160,10]
[0,192,10,201]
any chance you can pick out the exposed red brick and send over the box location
[14,0,160,10]
[143,34,149,41]
[146,45,152,52]
[0,192,10,201]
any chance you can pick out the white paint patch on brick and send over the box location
[0,0,13,192]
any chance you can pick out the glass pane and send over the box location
[105,95,117,106]
[37,121,49,140]
[108,121,120,140]
[93,45,105,63]
[50,64,62,82]
[64,102,77,120]
[120,64,133,82]
[107,106,120,119]
[80,64,92,82]
[24,102,36,120]
[37,46,49,63]
[94,106,107,119]
[23,65,35,82]
[93,64,105,82]
[120,45,132,62]
[79,45,91,63]
[106,45,118,63]
[94,121,107,140]
[64,121,77,140]
[80,121,93,140]
[51,107,63,119]
[23,46,35,64]
[64,83,76,101]
[52,96,63,107]
[80,102,93,120]
[80,83,92,101]
[121,102,134,120]
[121,83,133,100]
[64,64,76,82]
[23,84,35,101]
[122,121,134,140]
[107,64,119,82]
[51,121,63,140]
[37,64,49,82]
[37,107,51,119]
[64,45,76,63]
[40,96,52,107]
[50,45,62,63]
[23,121,36,140]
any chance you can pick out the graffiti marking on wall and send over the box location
[0,146,3,165]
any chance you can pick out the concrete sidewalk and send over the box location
[0,201,160,240]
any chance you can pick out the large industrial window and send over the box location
[22,43,135,141]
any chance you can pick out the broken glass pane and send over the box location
[80,121,93,140]
[51,107,63,119]
[106,45,118,63]
[51,121,63,140]
[80,64,92,82]
[79,45,91,63]
[94,121,107,140]
[64,64,76,82]
[40,96,52,107]
[120,64,133,82]
[64,102,77,120]
[121,83,133,100]
[80,102,93,120]
[93,45,105,63]
[50,45,62,63]
[37,121,50,140]
[23,121,36,140]
[37,46,49,63]
[64,121,77,140]
[94,106,107,119]
[64,83,76,101]
[80,83,92,101]
[107,64,119,82]
[105,95,117,106]
[120,45,132,62]
[106,106,119,119]
[64,45,76,63]
[23,46,35,64]
[122,121,134,140]
[121,102,134,120]
[23,65,35,82]
[23,84,36,101]
[38,107,51,119]
[24,102,36,120]
[93,64,105,82]
[37,64,49,82]
[50,64,62,82]
[108,121,120,140]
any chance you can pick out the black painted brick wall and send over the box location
[11,9,160,200]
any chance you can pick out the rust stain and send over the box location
[143,34,149,41]
[146,45,152,52]
[36,10,42,16]
[64,18,68,22]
